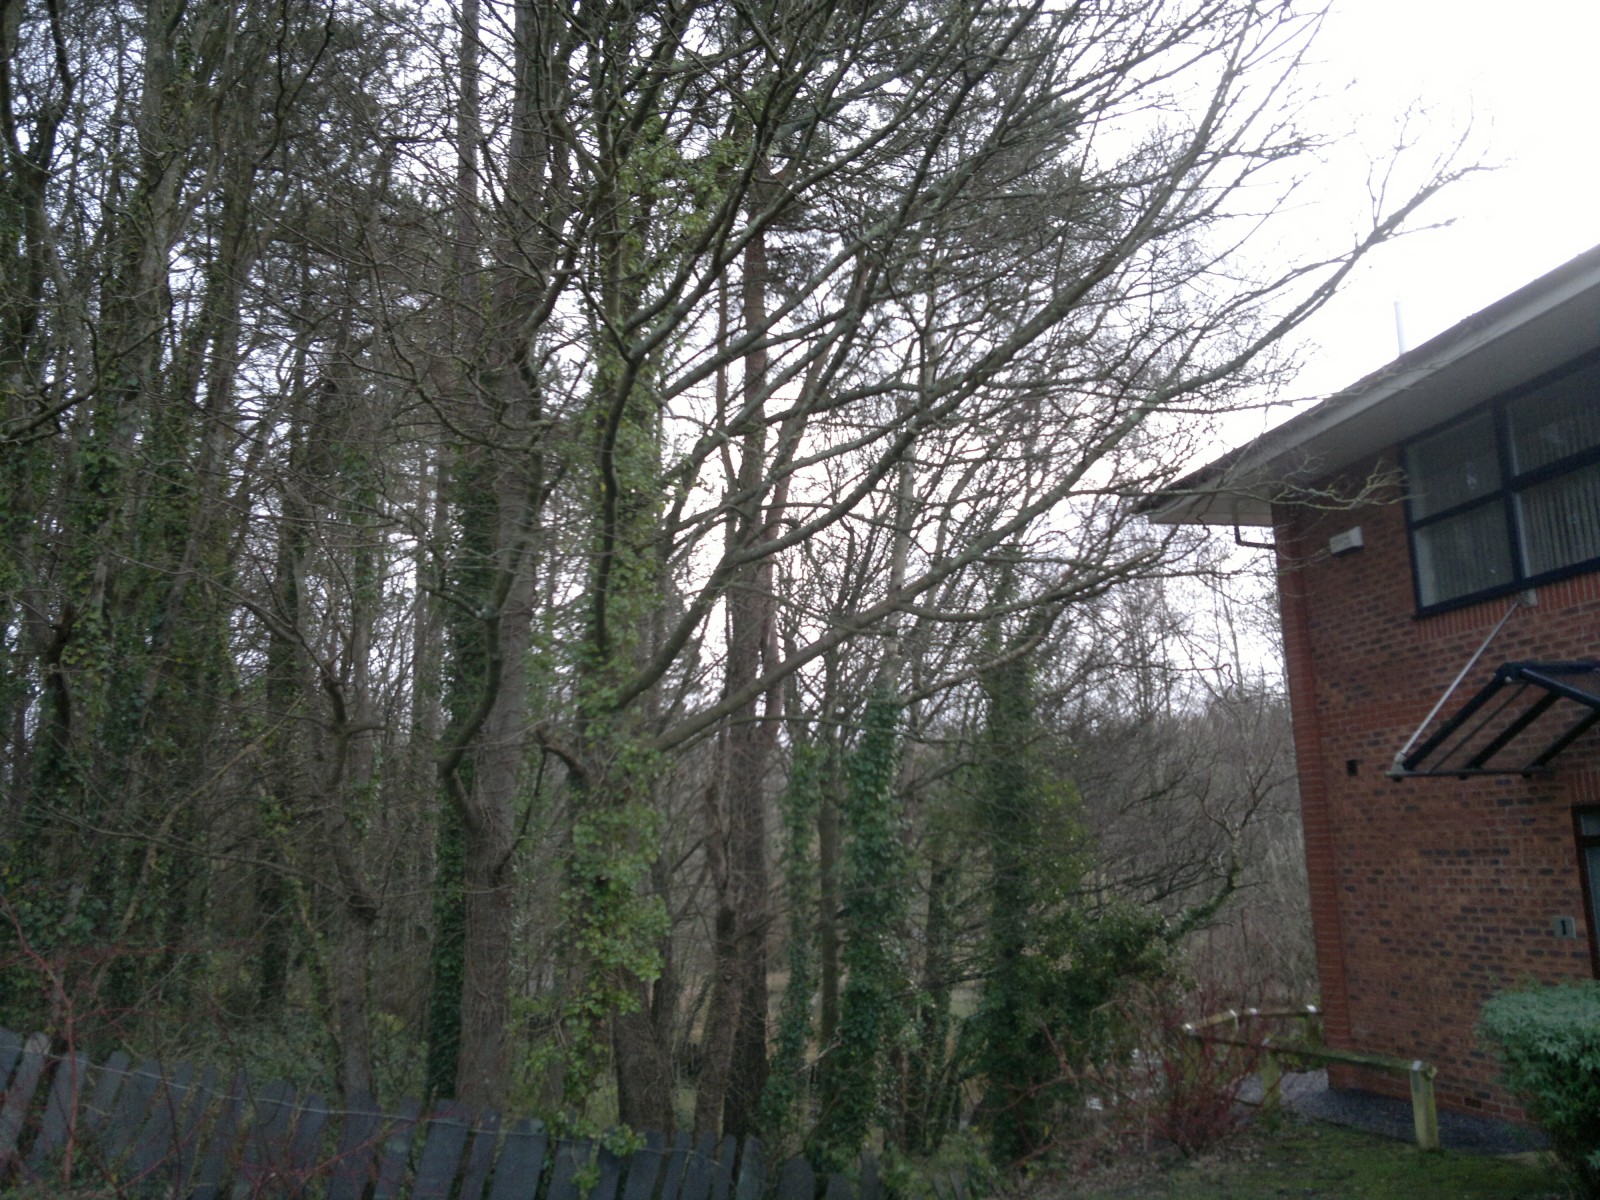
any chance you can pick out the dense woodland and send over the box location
[1,0,1454,1168]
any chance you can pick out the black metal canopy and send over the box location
[1391,660,1600,779]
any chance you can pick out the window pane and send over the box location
[1517,461,1600,576]
[1588,845,1600,944]
[1582,810,1600,837]
[1509,359,1600,473]
[1413,502,1514,606]
[1405,413,1500,519]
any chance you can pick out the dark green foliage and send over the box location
[426,806,466,1098]
[972,644,1067,1163]
[973,893,1171,1164]
[427,448,495,1098]
[1479,981,1600,1198]
[901,838,962,1156]
[810,694,906,1170]
[537,791,669,1124]
[970,642,1171,1164]
[0,876,77,1027]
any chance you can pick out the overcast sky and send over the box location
[1263,0,1600,407]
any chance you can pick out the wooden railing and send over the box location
[1181,1005,1440,1151]
[0,1028,889,1199]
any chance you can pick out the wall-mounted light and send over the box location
[1329,526,1363,556]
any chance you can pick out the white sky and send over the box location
[1170,0,1600,673]
[1251,0,1600,419]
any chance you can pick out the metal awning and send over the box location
[1390,660,1600,779]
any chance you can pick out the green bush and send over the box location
[1479,981,1600,1199]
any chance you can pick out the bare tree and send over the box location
[0,0,1461,1132]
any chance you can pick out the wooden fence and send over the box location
[0,1028,904,1199]
[1181,1006,1440,1151]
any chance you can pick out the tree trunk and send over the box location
[453,444,537,1109]
[614,987,675,1131]
[457,812,515,1106]
[331,908,376,1099]
[693,225,783,1136]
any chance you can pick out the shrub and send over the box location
[1479,981,1600,1199]
[1142,1001,1262,1156]
[1079,982,1265,1161]
[970,899,1173,1165]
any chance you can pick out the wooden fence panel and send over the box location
[591,1141,624,1200]
[25,1048,88,1172]
[710,1134,737,1200]
[486,1117,548,1200]
[545,1134,592,1200]
[413,1099,474,1199]
[733,1137,763,1200]
[456,1108,501,1200]
[776,1155,814,1200]
[0,1032,52,1162]
[0,1029,22,1087]
[619,1129,665,1200]
[678,1132,717,1200]
[371,1095,422,1200]
[286,1092,332,1198]
[190,1070,251,1200]
[98,1056,163,1167]
[167,1067,223,1199]
[120,1060,196,1184]
[658,1129,693,1200]
[325,1091,384,1200]
[0,1030,911,1200]
[81,1050,130,1145]
[859,1152,881,1200]
[239,1076,302,1195]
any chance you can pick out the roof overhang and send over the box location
[1143,243,1600,527]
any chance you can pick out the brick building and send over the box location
[1144,245,1600,1119]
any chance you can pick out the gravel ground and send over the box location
[1254,1069,1552,1155]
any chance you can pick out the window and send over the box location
[1579,809,1600,977]
[1403,353,1600,613]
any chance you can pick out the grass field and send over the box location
[1040,1117,1566,1199]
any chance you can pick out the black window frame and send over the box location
[1576,807,1600,978]
[1402,348,1600,617]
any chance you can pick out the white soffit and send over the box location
[1145,243,1600,527]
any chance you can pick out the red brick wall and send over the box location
[1274,460,1600,1119]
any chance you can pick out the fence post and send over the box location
[1258,1037,1281,1114]
[1409,1061,1439,1152]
